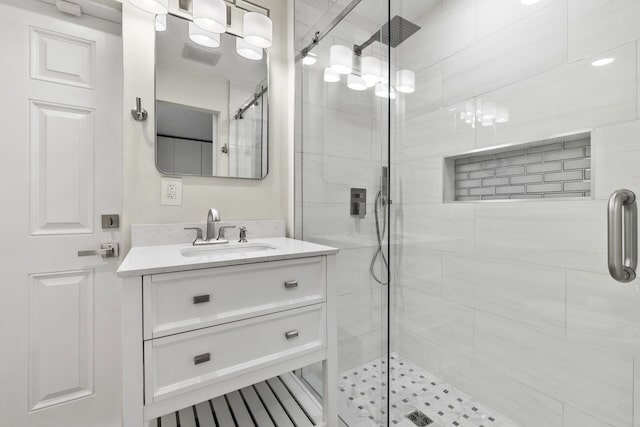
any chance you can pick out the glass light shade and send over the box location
[155,14,166,31]
[482,102,497,119]
[193,0,227,34]
[302,53,317,66]
[189,22,220,48]
[375,83,397,100]
[347,74,367,91]
[236,37,263,60]
[243,12,273,48]
[361,56,381,84]
[496,108,510,123]
[330,45,353,75]
[323,67,340,83]
[396,69,415,93]
[129,0,168,14]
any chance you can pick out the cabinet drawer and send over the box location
[144,304,325,402]
[143,257,326,339]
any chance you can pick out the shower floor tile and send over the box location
[339,353,518,427]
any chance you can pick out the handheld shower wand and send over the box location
[370,167,389,285]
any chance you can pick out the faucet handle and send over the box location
[184,227,204,245]
[217,225,237,240]
[238,226,248,243]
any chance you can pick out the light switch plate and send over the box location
[161,177,182,206]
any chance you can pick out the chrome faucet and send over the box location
[185,208,228,246]
[206,208,220,241]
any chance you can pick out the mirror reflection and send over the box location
[155,14,268,179]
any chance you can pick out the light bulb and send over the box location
[323,67,340,82]
[496,108,510,123]
[375,83,396,100]
[189,22,220,48]
[330,45,353,75]
[236,37,263,60]
[193,0,227,33]
[244,12,273,48]
[361,56,381,84]
[302,52,317,66]
[129,0,168,14]
[347,74,367,91]
[396,69,415,93]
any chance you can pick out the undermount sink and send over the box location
[180,242,278,258]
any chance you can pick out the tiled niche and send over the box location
[445,133,591,201]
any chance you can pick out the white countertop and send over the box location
[117,237,339,278]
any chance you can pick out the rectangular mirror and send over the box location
[155,14,268,179]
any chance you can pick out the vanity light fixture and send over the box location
[330,44,353,74]
[155,14,166,31]
[193,0,227,34]
[323,67,340,83]
[396,69,415,93]
[375,83,397,100]
[243,12,273,48]
[128,0,168,14]
[189,22,221,48]
[347,74,367,91]
[236,37,263,60]
[361,56,381,85]
[302,52,317,66]
[591,57,615,67]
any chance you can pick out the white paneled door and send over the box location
[0,1,122,426]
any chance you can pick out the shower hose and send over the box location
[370,190,388,285]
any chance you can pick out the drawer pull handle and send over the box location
[193,294,210,304]
[284,280,299,289]
[194,353,211,365]
[285,330,299,340]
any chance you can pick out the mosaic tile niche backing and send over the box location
[452,133,591,201]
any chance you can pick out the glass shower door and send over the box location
[390,1,640,427]
[294,0,392,425]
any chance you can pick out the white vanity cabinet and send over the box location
[118,239,338,427]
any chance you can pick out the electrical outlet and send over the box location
[161,177,182,206]
[166,183,177,199]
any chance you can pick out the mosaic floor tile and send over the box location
[339,353,518,427]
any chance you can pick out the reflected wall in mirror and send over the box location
[155,14,268,179]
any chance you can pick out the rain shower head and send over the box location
[355,15,421,54]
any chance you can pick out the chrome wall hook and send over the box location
[131,97,148,122]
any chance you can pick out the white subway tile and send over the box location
[442,1,567,105]
[438,349,564,427]
[567,269,640,356]
[563,405,613,427]
[568,0,640,61]
[475,200,607,272]
[544,148,585,161]
[475,312,633,426]
[526,182,562,193]
[564,181,591,192]
[495,185,525,194]
[544,170,584,182]
[476,43,637,149]
[395,288,474,357]
[526,161,562,173]
[511,174,543,184]
[442,254,565,333]
[593,120,640,200]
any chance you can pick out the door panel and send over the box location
[0,1,122,426]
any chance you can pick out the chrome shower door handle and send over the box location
[608,189,637,283]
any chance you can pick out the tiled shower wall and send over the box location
[394,1,640,427]
[453,134,591,201]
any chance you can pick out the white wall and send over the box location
[392,1,640,427]
[121,0,294,252]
